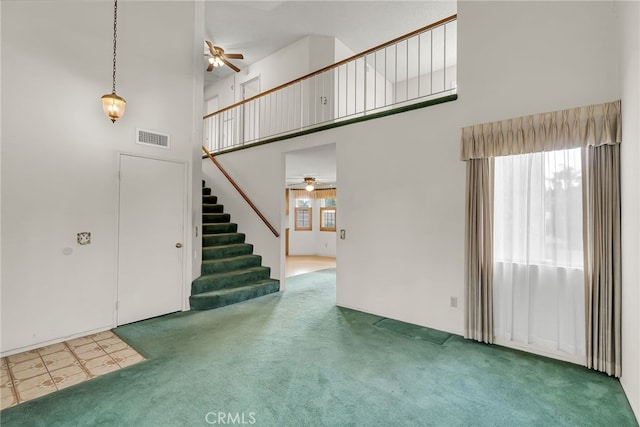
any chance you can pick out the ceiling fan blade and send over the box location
[206,63,214,72]
[224,53,244,59]
[221,58,241,73]
[205,40,216,56]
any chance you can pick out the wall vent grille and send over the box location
[136,129,170,149]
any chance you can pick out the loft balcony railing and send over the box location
[204,15,457,154]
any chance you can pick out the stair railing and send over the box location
[204,14,457,153]
[202,145,280,238]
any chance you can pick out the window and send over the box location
[295,198,312,231]
[494,148,583,268]
[320,198,336,231]
[493,148,585,357]
[320,208,336,231]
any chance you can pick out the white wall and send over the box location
[1,1,202,354]
[204,35,336,112]
[335,39,355,63]
[395,65,458,103]
[204,1,621,338]
[618,0,640,420]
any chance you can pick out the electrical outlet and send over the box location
[450,297,458,308]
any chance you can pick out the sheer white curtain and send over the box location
[493,148,585,358]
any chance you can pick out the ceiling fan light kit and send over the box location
[208,56,224,68]
[304,177,316,192]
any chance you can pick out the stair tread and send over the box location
[202,255,260,264]
[202,234,246,247]
[190,279,279,298]
[202,243,252,259]
[194,266,269,281]
[203,243,250,249]
[202,223,238,233]
[202,213,231,223]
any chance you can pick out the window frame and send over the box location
[319,207,336,232]
[295,207,312,231]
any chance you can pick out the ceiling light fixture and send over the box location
[304,177,316,192]
[208,56,225,68]
[101,0,126,123]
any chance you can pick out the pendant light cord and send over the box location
[111,0,118,94]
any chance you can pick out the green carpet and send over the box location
[1,268,637,426]
[374,318,452,345]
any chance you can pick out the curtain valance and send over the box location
[460,100,621,161]
[292,188,337,199]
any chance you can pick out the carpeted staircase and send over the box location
[189,181,280,310]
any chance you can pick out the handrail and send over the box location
[204,14,457,119]
[202,145,280,238]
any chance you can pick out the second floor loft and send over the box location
[203,14,458,154]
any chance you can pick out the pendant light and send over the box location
[101,0,126,123]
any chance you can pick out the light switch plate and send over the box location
[77,232,91,245]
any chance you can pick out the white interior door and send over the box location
[242,76,260,142]
[117,154,185,325]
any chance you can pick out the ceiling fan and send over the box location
[204,40,244,73]
[287,177,332,192]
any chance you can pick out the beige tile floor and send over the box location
[1,331,144,410]
[286,255,336,277]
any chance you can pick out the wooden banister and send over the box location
[204,14,457,119]
[202,146,280,238]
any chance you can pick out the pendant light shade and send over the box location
[101,92,126,123]
[102,0,125,123]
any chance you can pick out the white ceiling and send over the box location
[204,1,457,185]
[203,1,457,85]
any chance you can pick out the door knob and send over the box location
[175,243,183,248]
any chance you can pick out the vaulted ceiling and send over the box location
[204,1,457,185]
[203,1,457,85]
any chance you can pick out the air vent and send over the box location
[136,129,170,149]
